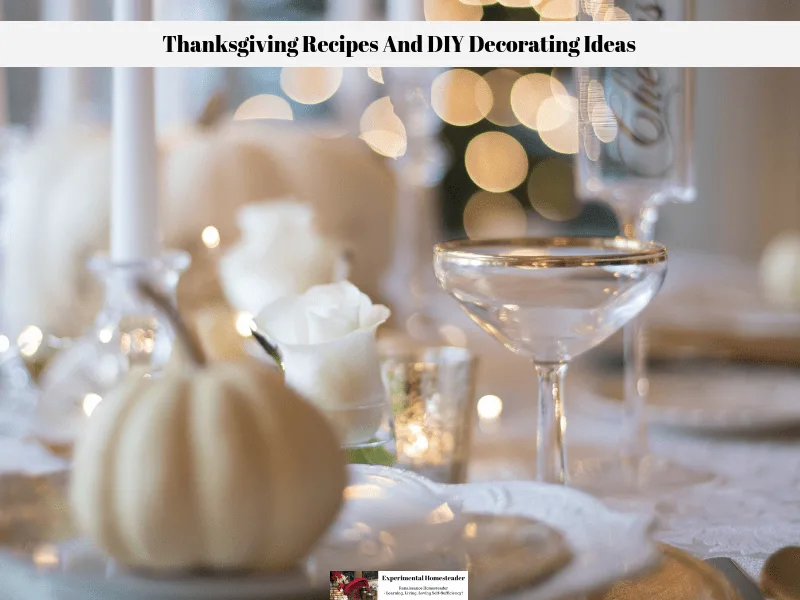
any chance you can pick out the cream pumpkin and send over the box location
[3,119,395,339]
[69,284,347,572]
[760,231,800,310]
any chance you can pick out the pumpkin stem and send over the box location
[136,280,207,368]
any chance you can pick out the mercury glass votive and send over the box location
[381,346,477,483]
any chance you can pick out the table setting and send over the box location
[1,1,800,599]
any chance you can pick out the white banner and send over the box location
[0,20,797,67]
[378,571,468,599]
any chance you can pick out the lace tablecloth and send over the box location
[464,330,800,581]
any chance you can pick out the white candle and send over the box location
[387,0,425,21]
[38,0,88,128]
[327,0,372,21]
[0,0,7,128]
[154,0,228,132]
[111,0,160,262]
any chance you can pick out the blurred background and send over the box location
[3,0,799,260]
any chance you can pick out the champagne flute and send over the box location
[435,237,667,484]
[574,0,711,490]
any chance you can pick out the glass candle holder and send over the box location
[381,346,477,484]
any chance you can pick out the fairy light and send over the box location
[539,96,579,154]
[17,326,43,357]
[527,158,581,221]
[424,0,483,21]
[465,132,528,193]
[233,94,294,121]
[477,395,503,420]
[235,312,255,338]
[280,67,343,104]
[463,191,527,239]
[431,69,493,126]
[0,335,9,353]
[201,226,221,249]
[510,73,569,131]
[367,67,384,84]
[359,96,407,159]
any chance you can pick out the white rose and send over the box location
[254,281,391,446]
[219,199,347,315]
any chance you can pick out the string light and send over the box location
[477,395,503,420]
[236,312,255,338]
[464,191,527,239]
[527,158,581,221]
[424,0,483,21]
[233,94,293,121]
[201,226,221,249]
[431,69,493,126]
[510,73,570,131]
[465,132,528,193]
[18,326,43,357]
[359,96,407,159]
[280,67,343,104]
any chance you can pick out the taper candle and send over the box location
[111,0,160,262]
[387,0,425,21]
[0,0,7,128]
[39,0,88,128]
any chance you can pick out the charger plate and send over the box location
[0,465,659,600]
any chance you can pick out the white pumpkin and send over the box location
[70,284,347,572]
[4,119,395,339]
[760,231,800,310]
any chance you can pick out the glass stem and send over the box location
[620,206,658,463]
[535,363,568,485]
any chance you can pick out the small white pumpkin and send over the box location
[760,231,800,310]
[70,284,347,572]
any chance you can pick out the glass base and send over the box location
[32,251,190,449]
[569,453,716,495]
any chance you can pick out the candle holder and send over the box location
[382,68,449,343]
[33,251,190,450]
[0,126,38,436]
[381,346,477,483]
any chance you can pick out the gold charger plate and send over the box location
[591,545,740,600]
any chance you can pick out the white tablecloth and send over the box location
[2,254,798,588]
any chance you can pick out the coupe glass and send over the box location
[434,237,667,484]
[574,0,710,491]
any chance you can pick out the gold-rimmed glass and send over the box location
[434,237,668,485]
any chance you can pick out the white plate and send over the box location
[0,466,658,600]
[582,364,800,434]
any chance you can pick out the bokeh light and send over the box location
[465,132,529,192]
[0,335,8,353]
[477,395,504,420]
[483,69,521,127]
[233,94,293,121]
[464,191,527,239]
[367,67,384,84]
[18,325,43,357]
[539,96,579,154]
[201,226,221,249]
[534,0,579,19]
[280,67,343,105]
[499,0,532,6]
[236,312,255,338]
[510,73,570,131]
[431,69,493,127]
[425,0,483,21]
[460,0,496,5]
[360,96,408,159]
[527,158,581,221]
